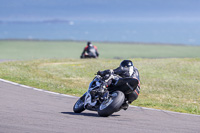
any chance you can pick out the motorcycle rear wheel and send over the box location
[98,91,125,117]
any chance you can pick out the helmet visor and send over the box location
[120,66,134,77]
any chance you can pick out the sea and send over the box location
[0,20,200,46]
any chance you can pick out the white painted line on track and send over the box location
[129,105,200,117]
[0,78,200,117]
[0,78,77,98]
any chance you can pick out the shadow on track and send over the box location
[61,112,120,117]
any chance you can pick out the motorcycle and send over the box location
[73,73,138,117]
[80,52,97,59]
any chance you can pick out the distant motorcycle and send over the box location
[73,73,137,117]
[80,52,97,59]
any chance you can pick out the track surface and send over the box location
[0,80,200,133]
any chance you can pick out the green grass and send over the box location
[0,40,200,60]
[0,58,200,115]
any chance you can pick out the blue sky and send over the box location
[1,0,200,21]
[1,0,200,45]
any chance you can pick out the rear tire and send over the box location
[98,91,125,117]
[73,95,85,113]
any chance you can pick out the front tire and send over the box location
[98,91,125,117]
[73,95,85,113]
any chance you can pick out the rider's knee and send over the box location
[127,86,140,103]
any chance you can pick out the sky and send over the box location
[1,0,200,22]
[1,0,200,45]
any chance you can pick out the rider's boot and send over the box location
[120,101,129,110]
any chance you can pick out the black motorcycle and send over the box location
[73,73,138,117]
[80,52,97,59]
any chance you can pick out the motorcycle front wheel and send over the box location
[73,95,85,113]
[98,91,125,117]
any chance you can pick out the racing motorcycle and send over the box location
[73,73,138,117]
[80,52,97,59]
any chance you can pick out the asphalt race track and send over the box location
[0,79,200,133]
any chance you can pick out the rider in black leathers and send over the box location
[97,60,140,110]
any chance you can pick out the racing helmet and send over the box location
[87,41,93,47]
[119,60,134,77]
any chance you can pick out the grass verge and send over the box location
[0,58,199,115]
[0,40,200,60]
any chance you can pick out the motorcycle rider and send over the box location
[81,41,99,58]
[97,60,140,110]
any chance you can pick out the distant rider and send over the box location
[97,60,140,110]
[81,41,99,58]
